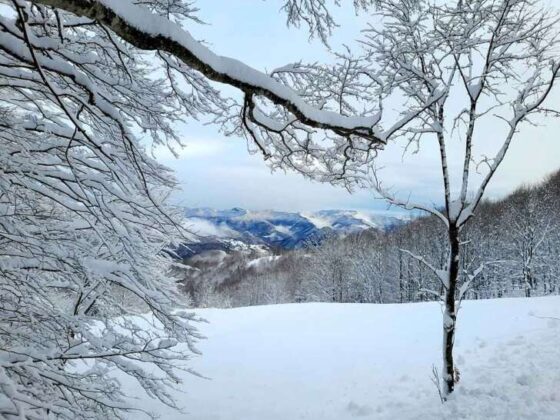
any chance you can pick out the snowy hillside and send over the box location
[183,208,406,249]
[123,296,560,419]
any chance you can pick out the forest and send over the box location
[180,169,560,307]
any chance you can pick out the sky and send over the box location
[156,1,560,213]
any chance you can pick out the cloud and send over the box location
[154,137,233,161]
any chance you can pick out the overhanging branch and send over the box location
[32,0,386,144]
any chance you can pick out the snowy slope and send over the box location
[183,207,406,249]
[122,296,560,419]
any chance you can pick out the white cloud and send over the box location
[154,137,232,161]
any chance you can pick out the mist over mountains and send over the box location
[180,207,406,256]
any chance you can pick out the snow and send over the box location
[301,209,401,232]
[352,211,380,228]
[300,211,333,229]
[98,0,384,136]
[301,210,382,230]
[183,208,405,250]
[448,198,463,222]
[121,296,560,419]
[436,269,450,289]
[184,217,239,238]
[189,250,228,265]
[246,255,281,269]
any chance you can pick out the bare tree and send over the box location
[363,0,560,397]
[503,188,557,297]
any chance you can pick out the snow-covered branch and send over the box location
[0,1,206,417]
[400,249,449,289]
[32,0,386,144]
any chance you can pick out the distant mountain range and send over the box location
[178,208,406,257]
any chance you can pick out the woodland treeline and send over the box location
[180,170,560,307]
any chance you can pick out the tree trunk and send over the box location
[399,252,404,303]
[443,224,460,397]
[524,264,533,297]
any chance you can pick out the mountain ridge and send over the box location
[181,208,406,255]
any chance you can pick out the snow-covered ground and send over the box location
[124,296,560,419]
